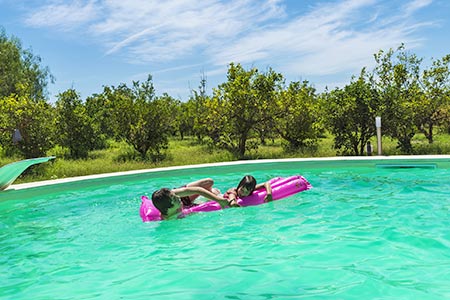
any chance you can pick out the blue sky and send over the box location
[1,0,449,102]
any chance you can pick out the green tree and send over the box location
[416,54,450,143]
[127,79,174,161]
[0,94,55,158]
[373,45,422,153]
[128,99,169,161]
[85,90,115,150]
[0,28,53,101]
[55,89,95,159]
[208,63,283,158]
[107,84,135,140]
[201,93,228,147]
[276,80,322,150]
[177,101,194,140]
[321,70,378,155]
[85,75,172,161]
[252,68,284,145]
[189,73,211,141]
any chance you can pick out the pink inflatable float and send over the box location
[140,175,312,222]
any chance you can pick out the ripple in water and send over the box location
[1,166,449,299]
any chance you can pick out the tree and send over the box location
[177,101,195,140]
[252,68,284,145]
[127,86,174,161]
[0,28,53,101]
[106,84,135,140]
[189,73,211,142]
[0,94,55,158]
[276,80,322,150]
[321,70,378,155]
[128,99,169,161]
[201,93,228,148]
[373,45,422,153]
[55,89,95,159]
[85,75,172,161]
[85,89,115,150]
[207,63,283,158]
[416,54,450,143]
[0,29,55,158]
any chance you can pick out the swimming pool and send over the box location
[1,156,449,299]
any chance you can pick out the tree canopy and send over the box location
[1,28,449,160]
[0,29,53,101]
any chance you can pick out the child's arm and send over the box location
[255,181,273,202]
[175,186,233,208]
[225,188,239,207]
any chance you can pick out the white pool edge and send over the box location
[7,155,450,191]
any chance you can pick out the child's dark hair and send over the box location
[237,175,257,194]
[152,188,173,215]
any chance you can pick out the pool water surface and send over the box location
[0,158,449,299]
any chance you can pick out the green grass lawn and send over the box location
[1,132,449,184]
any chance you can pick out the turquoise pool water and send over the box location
[1,159,449,299]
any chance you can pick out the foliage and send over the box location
[177,101,194,139]
[0,94,55,157]
[128,92,176,161]
[0,28,53,101]
[206,63,284,158]
[321,70,379,155]
[85,75,173,161]
[55,89,96,159]
[373,44,422,153]
[104,84,136,140]
[416,54,450,142]
[188,73,210,141]
[85,89,117,149]
[276,80,322,150]
[3,27,450,164]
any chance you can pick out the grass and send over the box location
[1,132,449,184]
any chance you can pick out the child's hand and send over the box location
[264,194,273,203]
[227,198,240,207]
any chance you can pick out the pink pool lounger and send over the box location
[140,175,312,222]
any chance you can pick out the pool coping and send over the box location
[7,155,450,191]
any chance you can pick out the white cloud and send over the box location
[208,0,436,77]
[24,0,286,61]
[404,0,433,16]
[23,0,438,83]
[151,63,205,75]
[25,0,98,30]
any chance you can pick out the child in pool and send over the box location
[174,178,221,208]
[225,175,273,206]
[151,178,233,220]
